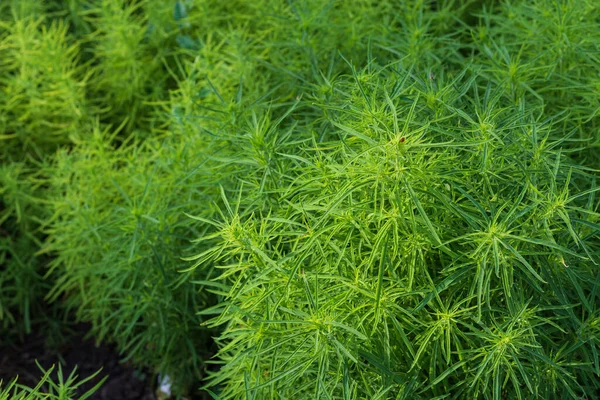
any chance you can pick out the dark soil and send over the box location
[0,323,156,400]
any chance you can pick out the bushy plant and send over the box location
[0,0,197,337]
[0,4,81,337]
[83,0,178,132]
[1,0,599,398]
[469,0,600,167]
[0,14,91,159]
[41,123,218,393]
[188,60,600,398]
[0,233,47,334]
[0,158,54,335]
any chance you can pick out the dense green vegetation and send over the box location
[0,0,598,398]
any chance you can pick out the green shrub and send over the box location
[0,158,53,334]
[192,62,600,398]
[470,0,600,167]
[0,15,91,160]
[1,0,599,398]
[41,123,218,394]
[0,0,186,338]
[0,234,47,334]
[84,0,177,132]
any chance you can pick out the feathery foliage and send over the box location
[0,0,599,398]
